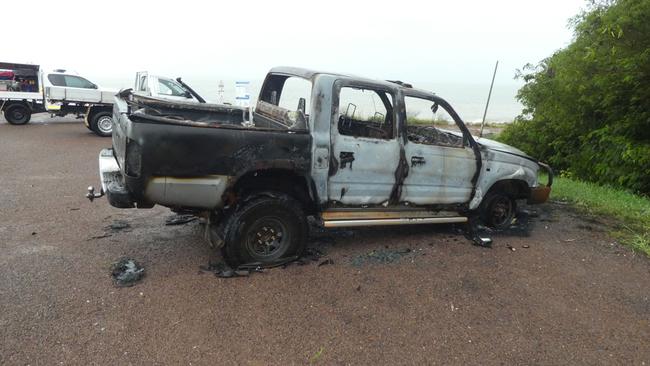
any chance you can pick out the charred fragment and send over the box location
[339,151,355,169]
[407,125,463,147]
[389,148,409,206]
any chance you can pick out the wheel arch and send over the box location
[485,179,531,200]
[226,168,318,214]
[2,100,32,111]
[87,105,113,120]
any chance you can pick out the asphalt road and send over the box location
[0,117,648,365]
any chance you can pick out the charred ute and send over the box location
[88,67,553,266]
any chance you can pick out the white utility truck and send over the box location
[0,62,116,136]
[1,63,205,137]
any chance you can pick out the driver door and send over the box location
[400,95,477,204]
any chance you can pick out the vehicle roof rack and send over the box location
[386,80,413,88]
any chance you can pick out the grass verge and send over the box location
[548,175,650,255]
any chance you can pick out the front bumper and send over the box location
[528,162,554,204]
[98,148,135,208]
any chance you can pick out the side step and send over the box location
[321,210,468,228]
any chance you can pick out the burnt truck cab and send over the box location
[89,67,552,267]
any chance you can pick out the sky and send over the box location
[4,0,586,120]
[5,0,585,83]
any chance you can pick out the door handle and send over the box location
[411,156,425,167]
[340,151,355,169]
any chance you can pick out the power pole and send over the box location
[480,60,499,138]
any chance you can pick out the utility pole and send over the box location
[480,60,499,138]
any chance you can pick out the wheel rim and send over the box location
[490,196,514,227]
[97,116,113,134]
[245,217,290,259]
[11,108,26,121]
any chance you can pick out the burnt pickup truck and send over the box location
[88,67,552,266]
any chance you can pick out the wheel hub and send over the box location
[97,116,112,133]
[246,219,287,258]
[10,108,25,120]
[491,197,513,226]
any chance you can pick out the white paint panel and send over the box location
[328,134,400,205]
[401,143,476,204]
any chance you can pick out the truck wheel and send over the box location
[4,104,31,125]
[480,192,516,230]
[90,112,113,137]
[222,193,308,267]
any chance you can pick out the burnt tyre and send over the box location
[222,193,308,267]
[4,104,31,125]
[480,192,516,230]
[90,111,113,137]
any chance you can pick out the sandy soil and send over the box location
[0,117,648,365]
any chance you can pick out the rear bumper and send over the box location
[99,148,135,208]
[528,162,553,204]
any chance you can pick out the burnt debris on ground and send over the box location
[350,248,414,267]
[199,231,337,278]
[475,206,547,238]
[111,258,145,287]
[164,214,198,226]
[106,220,131,232]
[199,261,259,278]
[197,206,549,277]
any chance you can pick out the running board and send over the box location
[322,216,467,228]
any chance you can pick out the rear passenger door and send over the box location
[328,82,401,205]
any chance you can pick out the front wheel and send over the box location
[480,192,516,230]
[90,111,113,137]
[222,193,308,267]
[4,104,31,125]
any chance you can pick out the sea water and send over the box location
[95,77,524,123]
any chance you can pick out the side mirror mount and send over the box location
[184,90,193,98]
[297,97,306,113]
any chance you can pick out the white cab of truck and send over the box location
[133,72,206,103]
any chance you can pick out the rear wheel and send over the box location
[480,192,516,229]
[222,193,308,267]
[4,104,31,125]
[90,111,113,137]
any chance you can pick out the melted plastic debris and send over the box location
[165,214,198,226]
[199,262,261,278]
[111,258,145,287]
[106,220,131,232]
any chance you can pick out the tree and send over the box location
[499,0,650,194]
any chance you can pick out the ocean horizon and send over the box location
[93,76,524,123]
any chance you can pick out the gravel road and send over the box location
[0,117,648,365]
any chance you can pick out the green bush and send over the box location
[499,0,650,195]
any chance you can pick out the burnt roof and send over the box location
[268,66,436,97]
